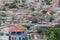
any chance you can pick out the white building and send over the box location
[0,0,14,3]
[0,36,9,40]
[0,27,9,40]
[26,0,42,3]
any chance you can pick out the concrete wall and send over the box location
[0,36,9,40]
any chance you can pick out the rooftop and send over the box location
[9,26,27,32]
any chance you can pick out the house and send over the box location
[0,27,9,40]
[27,0,41,3]
[52,0,57,3]
[33,22,51,28]
[16,0,27,3]
[9,26,28,40]
[0,0,13,3]
[8,8,17,13]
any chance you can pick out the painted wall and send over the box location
[52,0,57,3]
[0,36,9,40]
[9,32,25,40]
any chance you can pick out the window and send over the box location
[22,31,24,33]
[12,37,16,40]
[6,34,9,36]
[17,32,21,35]
[11,32,16,35]
[19,37,21,40]
[9,36,11,40]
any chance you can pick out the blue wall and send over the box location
[9,32,24,40]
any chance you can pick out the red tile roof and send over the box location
[9,26,26,32]
[52,0,57,3]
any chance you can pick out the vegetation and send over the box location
[0,7,6,11]
[22,24,31,29]
[44,0,51,5]
[42,10,47,14]
[19,4,35,11]
[0,17,4,20]
[50,11,56,15]
[30,7,35,11]
[5,3,10,6]
[32,18,38,23]
[37,25,60,40]
[45,10,54,22]
[31,14,36,16]
[13,0,17,3]
[5,3,17,8]
[49,16,54,22]
[0,32,4,35]
[19,4,25,7]
[54,23,60,28]
[0,13,7,17]
[9,3,17,8]
[22,0,26,3]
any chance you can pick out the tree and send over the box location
[45,10,54,22]
[31,14,36,16]
[54,23,60,28]
[22,24,31,29]
[14,0,17,3]
[30,7,35,11]
[55,29,60,40]
[37,27,60,40]
[0,13,7,17]
[44,0,51,5]
[5,3,10,6]
[0,32,4,35]
[37,28,47,35]
[0,7,6,11]
[32,18,38,23]
[9,3,17,8]
[50,11,55,15]
[49,17,54,22]
[42,10,47,14]
[19,4,25,7]
[22,0,26,3]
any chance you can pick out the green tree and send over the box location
[49,17,54,22]
[50,11,55,15]
[30,7,35,11]
[31,14,36,16]
[54,23,60,28]
[19,4,25,7]
[5,3,10,6]
[55,29,60,40]
[0,32,4,35]
[44,0,51,5]
[32,18,38,23]
[37,27,60,40]
[0,13,7,17]
[9,3,17,8]
[0,7,6,11]
[42,10,47,14]
[22,24,31,29]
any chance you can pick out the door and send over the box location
[19,37,21,40]
[11,37,16,40]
